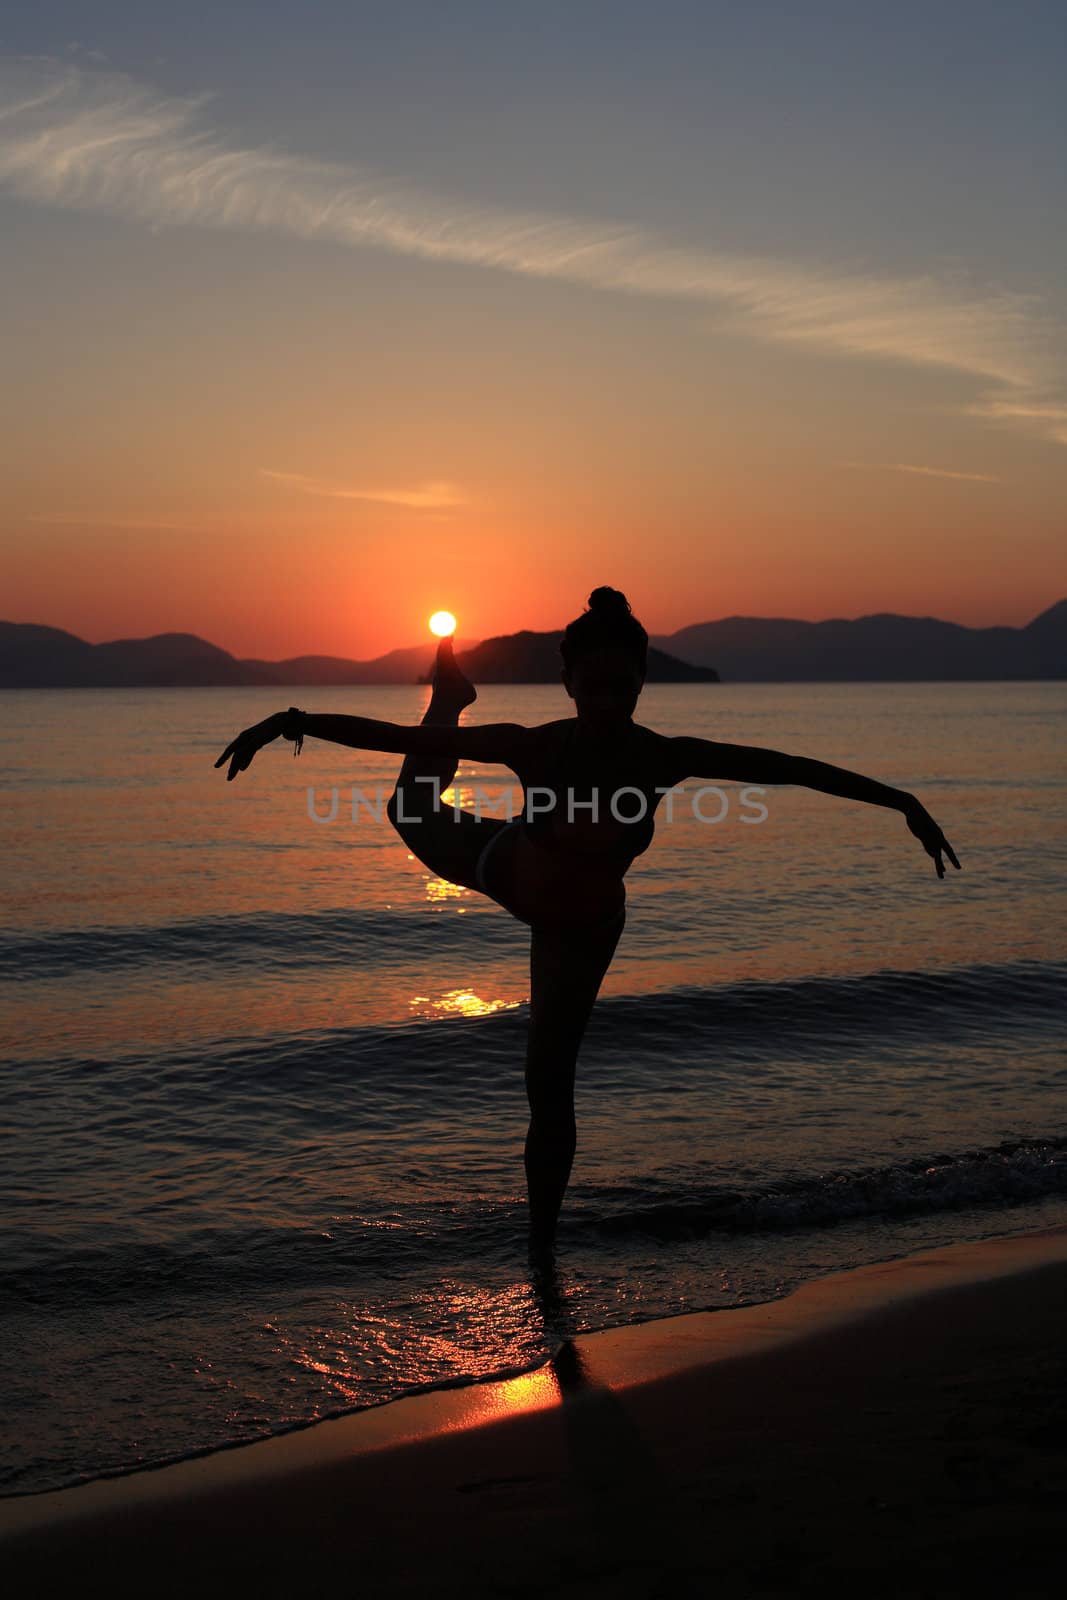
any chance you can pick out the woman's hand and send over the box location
[214,712,285,782]
[902,795,961,879]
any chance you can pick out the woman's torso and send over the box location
[481,719,673,930]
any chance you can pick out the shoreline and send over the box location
[4,1223,1067,1593]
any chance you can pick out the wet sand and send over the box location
[3,1224,1067,1597]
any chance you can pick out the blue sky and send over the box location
[7,1,1062,268]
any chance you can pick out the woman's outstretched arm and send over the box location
[669,735,909,810]
[214,712,526,781]
[290,713,525,763]
[668,735,961,877]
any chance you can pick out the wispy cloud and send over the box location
[841,461,1002,483]
[1,55,1064,443]
[260,469,467,508]
[964,397,1067,447]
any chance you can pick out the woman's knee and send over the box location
[525,1060,575,1121]
[526,1105,576,1148]
[386,780,437,839]
[385,788,409,843]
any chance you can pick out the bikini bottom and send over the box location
[473,820,627,936]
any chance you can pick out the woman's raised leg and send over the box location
[524,909,625,1256]
[386,635,502,891]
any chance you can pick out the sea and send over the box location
[1,680,1065,1497]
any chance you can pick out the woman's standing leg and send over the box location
[525,910,625,1255]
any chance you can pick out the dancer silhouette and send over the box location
[215,587,960,1254]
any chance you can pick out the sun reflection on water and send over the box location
[423,876,466,903]
[409,989,523,1019]
[267,1278,561,1416]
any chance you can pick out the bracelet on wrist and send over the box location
[280,706,308,755]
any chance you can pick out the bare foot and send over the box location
[430,635,477,713]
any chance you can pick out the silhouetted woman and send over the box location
[215,587,960,1254]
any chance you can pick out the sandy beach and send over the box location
[2,1224,1066,1597]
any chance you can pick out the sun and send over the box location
[428,610,457,637]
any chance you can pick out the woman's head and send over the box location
[560,587,648,730]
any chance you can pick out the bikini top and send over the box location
[519,721,656,865]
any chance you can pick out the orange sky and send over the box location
[2,35,1065,660]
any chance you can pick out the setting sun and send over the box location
[429,611,457,637]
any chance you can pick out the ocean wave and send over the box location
[7,955,1060,1084]
[584,957,1067,1056]
[581,1134,1067,1241]
[0,905,519,981]
[4,1135,1065,1313]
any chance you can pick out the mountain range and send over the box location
[0,600,1063,686]
[0,623,715,687]
[651,599,1067,682]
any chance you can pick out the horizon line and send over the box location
[2,597,1063,657]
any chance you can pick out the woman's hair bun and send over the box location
[561,585,647,671]
[587,586,632,618]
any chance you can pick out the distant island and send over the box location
[418,630,718,685]
[0,623,716,688]
[0,600,1063,686]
